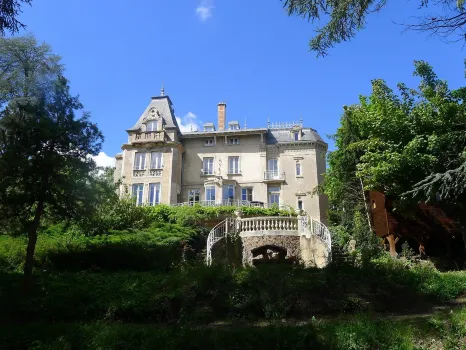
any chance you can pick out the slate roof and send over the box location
[265,128,325,144]
[127,96,179,132]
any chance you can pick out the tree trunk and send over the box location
[386,234,397,258]
[23,199,44,292]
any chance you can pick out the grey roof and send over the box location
[203,122,215,127]
[265,128,325,144]
[127,96,179,132]
[228,120,239,124]
[182,128,267,138]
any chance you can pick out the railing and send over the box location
[206,218,236,266]
[309,217,332,250]
[269,121,302,129]
[239,216,297,232]
[172,200,284,209]
[300,216,332,263]
[264,170,285,181]
[132,168,163,177]
[133,131,166,143]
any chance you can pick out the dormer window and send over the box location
[228,121,240,130]
[146,120,158,132]
[293,131,299,141]
[204,138,215,147]
[204,123,215,132]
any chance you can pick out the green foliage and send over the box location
[324,60,466,257]
[0,34,62,104]
[0,222,203,272]
[0,1,33,36]
[283,0,466,56]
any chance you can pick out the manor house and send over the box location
[114,90,328,223]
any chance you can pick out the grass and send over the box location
[1,221,466,349]
[1,308,465,349]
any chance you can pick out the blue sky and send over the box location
[18,0,466,166]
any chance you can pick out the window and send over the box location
[132,184,144,206]
[223,184,235,202]
[296,163,302,177]
[146,120,158,132]
[372,200,377,209]
[204,138,215,147]
[268,186,280,205]
[205,185,216,203]
[148,183,161,205]
[229,124,240,130]
[134,152,146,170]
[203,157,214,175]
[150,152,163,169]
[293,132,299,141]
[267,158,279,178]
[228,138,240,145]
[228,156,240,174]
[241,187,253,202]
[297,200,303,211]
[188,189,200,204]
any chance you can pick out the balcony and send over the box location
[132,131,166,144]
[263,170,286,183]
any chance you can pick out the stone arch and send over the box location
[241,235,301,266]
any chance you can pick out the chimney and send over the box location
[217,102,226,131]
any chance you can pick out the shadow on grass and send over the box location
[3,308,466,350]
[1,259,465,325]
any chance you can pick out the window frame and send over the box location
[148,183,161,206]
[188,188,200,204]
[296,162,302,177]
[204,138,215,147]
[228,138,240,145]
[132,183,144,206]
[134,152,146,170]
[203,157,214,175]
[150,152,163,169]
[228,156,240,174]
[241,187,253,201]
[205,185,216,203]
[146,120,158,132]
[268,186,280,205]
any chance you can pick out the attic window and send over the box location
[204,124,215,132]
[229,122,240,130]
[146,120,158,132]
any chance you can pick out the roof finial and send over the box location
[160,80,165,96]
[190,124,193,132]
[300,116,303,127]
[267,117,270,128]
[244,116,247,129]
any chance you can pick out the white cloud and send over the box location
[176,112,201,132]
[196,0,214,21]
[91,152,115,168]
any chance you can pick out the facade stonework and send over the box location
[114,94,328,222]
[241,236,301,266]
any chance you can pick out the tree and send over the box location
[0,35,62,104]
[0,0,32,35]
[0,77,103,287]
[325,60,466,252]
[282,0,466,56]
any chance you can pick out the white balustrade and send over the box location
[238,216,298,233]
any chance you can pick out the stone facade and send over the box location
[241,235,301,266]
[114,93,328,222]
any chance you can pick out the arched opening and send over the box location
[251,245,288,265]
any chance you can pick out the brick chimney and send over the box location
[217,102,226,131]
